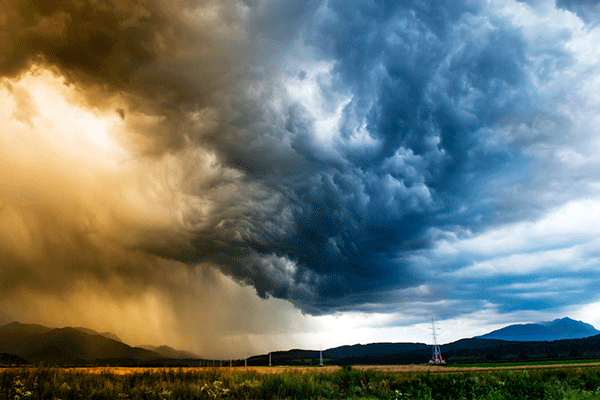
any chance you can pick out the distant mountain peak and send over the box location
[477,317,599,342]
[539,317,582,327]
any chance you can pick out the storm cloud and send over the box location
[2,0,600,353]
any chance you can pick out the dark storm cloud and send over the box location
[166,0,564,315]
[1,0,594,321]
[208,0,540,312]
[3,0,171,95]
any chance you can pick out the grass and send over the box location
[448,359,600,368]
[1,364,600,399]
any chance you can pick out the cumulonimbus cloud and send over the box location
[1,0,599,327]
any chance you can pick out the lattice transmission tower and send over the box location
[428,316,446,365]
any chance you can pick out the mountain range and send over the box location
[0,322,161,365]
[251,317,600,366]
[1,317,599,366]
[252,333,600,366]
[475,317,600,341]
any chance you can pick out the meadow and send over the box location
[2,363,600,399]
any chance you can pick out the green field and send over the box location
[448,359,600,368]
[3,364,600,399]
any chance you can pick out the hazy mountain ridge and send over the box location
[0,321,53,342]
[74,327,122,342]
[475,317,600,341]
[139,345,198,359]
[0,323,161,365]
[3,317,600,366]
[0,322,122,343]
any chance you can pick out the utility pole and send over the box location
[269,352,271,367]
[319,345,323,367]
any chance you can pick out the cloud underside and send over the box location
[1,0,600,345]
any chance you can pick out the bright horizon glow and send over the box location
[7,70,128,168]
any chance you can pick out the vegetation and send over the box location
[448,359,600,368]
[1,364,600,399]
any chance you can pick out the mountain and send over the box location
[323,342,426,358]
[139,345,198,359]
[0,322,52,342]
[0,323,161,365]
[441,333,600,362]
[6,317,600,367]
[74,327,122,342]
[251,331,600,366]
[249,342,431,366]
[476,317,600,341]
[0,322,121,343]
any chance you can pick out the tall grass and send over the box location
[1,365,600,399]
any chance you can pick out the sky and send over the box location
[1,0,600,359]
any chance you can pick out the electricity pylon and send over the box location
[428,316,446,365]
